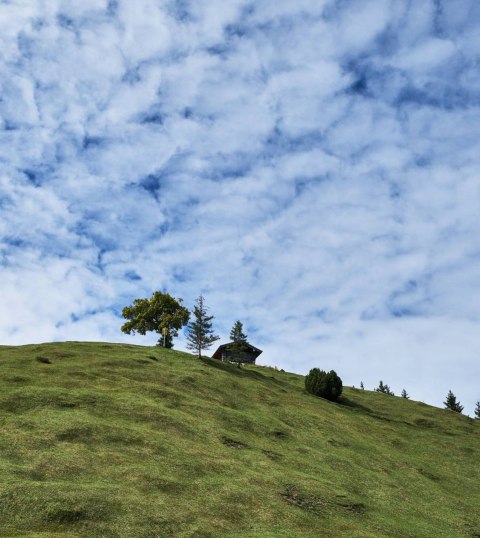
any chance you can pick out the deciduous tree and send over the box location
[121,291,190,348]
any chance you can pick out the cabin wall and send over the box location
[222,350,256,364]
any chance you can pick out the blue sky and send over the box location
[1,0,479,414]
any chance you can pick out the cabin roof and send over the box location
[211,342,263,360]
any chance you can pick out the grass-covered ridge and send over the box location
[0,342,479,537]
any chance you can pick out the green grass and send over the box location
[0,341,479,537]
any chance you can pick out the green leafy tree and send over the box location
[121,291,190,348]
[305,368,343,401]
[401,389,409,399]
[229,320,249,368]
[443,390,464,413]
[185,295,220,359]
[475,401,480,420]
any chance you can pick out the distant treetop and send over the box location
[443,390,463,413]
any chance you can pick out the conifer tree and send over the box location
[185,295,219,359]
[401,389,409,399]
[229,320,249,367]
[375,380,386,393]
[230,320,247,343]
[360,381,364,390]
[305,368,343,401]
[384,384,394,396]
[443,390,464,413]
[375,380,394,395]
[474,401,480,420]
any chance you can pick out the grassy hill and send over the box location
[0,342,479,537]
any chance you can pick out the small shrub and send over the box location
[305,368,343,401]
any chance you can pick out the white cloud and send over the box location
[0,75,39,126]
[116,0,172,62]
[394,38,457,71]
[333,0,392,52]
[267,62,349,136]
[58,0,109,18]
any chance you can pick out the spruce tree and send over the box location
[375,380,394,395]
[230,320,247,343]
[443,390,464,413]
[474,401,480,420]
[229,320,249,367]
[360,381,364,390]
[384,384,394,396]
[401,389,409,399]
[375,380,385,393]
[185,295,219,359]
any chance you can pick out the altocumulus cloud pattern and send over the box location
[1,0,479,411]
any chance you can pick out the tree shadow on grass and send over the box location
[200,357,262,377]
[337,396,373,414]
[200,357,285,386]
[340,397,397,423]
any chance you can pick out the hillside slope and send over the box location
[0,342,479,537]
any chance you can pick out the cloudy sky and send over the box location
[1,0,479,413]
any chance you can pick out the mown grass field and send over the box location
[0,342,479,537]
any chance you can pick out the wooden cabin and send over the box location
[211,342,263,364]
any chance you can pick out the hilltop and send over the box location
[0,342,479,537]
